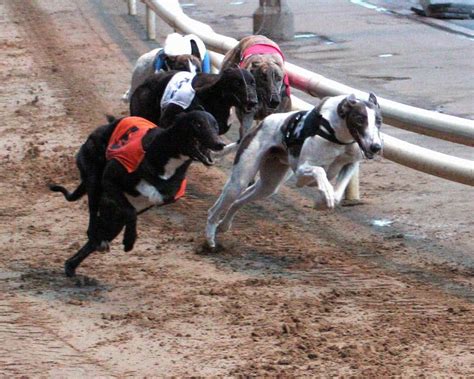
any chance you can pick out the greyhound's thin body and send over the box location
[206,94,383,249]
[50,111,225,277]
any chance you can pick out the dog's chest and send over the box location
[128,155,189,210]
[158,156,188,180]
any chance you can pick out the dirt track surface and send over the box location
[1,0,473,376]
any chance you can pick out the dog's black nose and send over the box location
[270,99,280,108]
[248,100,258,108]
[370,143,382,154]
[212,142,226,151]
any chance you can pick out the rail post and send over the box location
[146,5,157,40]
[127,0,137,16]
[253,0,294,41]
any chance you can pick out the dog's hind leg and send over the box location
[64,240,96,277]
[218,156,289,234]
[122,214,137,252]
[206,163,260,249]
[101,182,138,252]
[84,174,103,242]
[206,179,246,249]
[206,127,273,248]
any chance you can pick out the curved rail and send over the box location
[143,0,474,147]
[131,0,474,187]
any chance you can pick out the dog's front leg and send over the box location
[295,162,335,209]
[101,172,138,252]
[206,179,244,249]
[211,141,238,158]
[333,162,359,204]
[238,110,255,139]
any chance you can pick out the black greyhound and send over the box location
[130,67,258,135]
[50,111,225,277]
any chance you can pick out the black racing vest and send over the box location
[283,108,354,156]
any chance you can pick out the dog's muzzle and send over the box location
[245,99,258,113]
[362,142,383,160]
[193,139,225,166]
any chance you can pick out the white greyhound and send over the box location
[122,33,210,103]
[206,93,383,249]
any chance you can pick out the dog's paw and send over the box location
[96,241,110,253]
[64,261,76,277]
[313,190,335,210]
[123,235,136,252]
[196,241,225,255]
[123,240,135,252]
[123,225,137,252]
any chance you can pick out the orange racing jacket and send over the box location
[106,117,186,201]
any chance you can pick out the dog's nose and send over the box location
[212,141,226,151]
[245,100,258,112]
[370,143,382,154]
[248,99,258,108]
[270,99,280,108]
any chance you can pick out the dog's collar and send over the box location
[283,108,355,148]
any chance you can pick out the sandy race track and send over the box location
[1,0,473,376]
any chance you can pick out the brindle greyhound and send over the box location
[206,93,383,249]
[222,35,292,138]
[122,33,209,102]
[130,67,258,136]
[50,111,225,277]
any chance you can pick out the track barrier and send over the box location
[126,0,474,191]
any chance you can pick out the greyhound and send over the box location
[130,68,258,136]
[50,111,225,276]
[205,93,383,249]
[222,35,292,138]
[122,33,211,102]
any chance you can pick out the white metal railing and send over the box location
[127,0,474,188]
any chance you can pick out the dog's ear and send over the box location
[337,94,358,118]
[368,92,379,107]
[189,39,202,60]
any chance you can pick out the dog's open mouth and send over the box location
[364,151,375,160]
[245,103,256,112]
[192,143,214,166]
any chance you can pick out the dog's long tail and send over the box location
[49,182,86,202]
